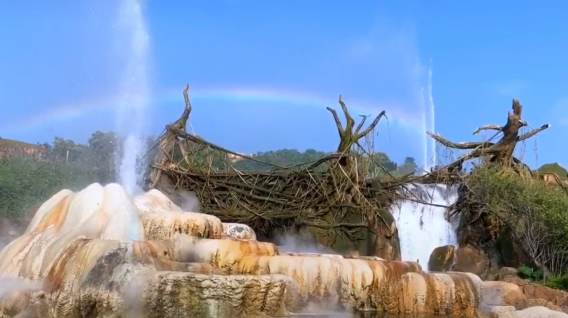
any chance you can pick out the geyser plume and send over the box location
[421,63,436,171]
[114,0,151,195]
[391,184,459,267]
[426,63,436,169]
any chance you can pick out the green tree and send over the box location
[49,137,82,163]
[233,149,330,171]
[373,152,398,172]
[0,159,92,218]
[88,131,119,183]
[398,157,418,175]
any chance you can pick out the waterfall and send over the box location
[391,184,460,269]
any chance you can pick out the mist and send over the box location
[179,190,201,213]
[274,229,336,255]
[0,278,42,299]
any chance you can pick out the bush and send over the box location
[0,158,94,219]
[543,275,568,291]
[518,264,544,281]
[467,165,568,275]
[517,264,568,291]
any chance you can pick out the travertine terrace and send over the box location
[0,183,486,317]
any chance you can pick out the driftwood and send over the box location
[427,99,549,174]
[148,84,407,258]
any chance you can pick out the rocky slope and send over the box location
[0,138,46,160]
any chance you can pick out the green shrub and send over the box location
[518,264,544,281]
[468,165,568,275]
[543,275,568,291]
[0,158,94,218]
[518,264,568,291]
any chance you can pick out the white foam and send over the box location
[391,184,459,268]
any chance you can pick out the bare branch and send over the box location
[338,95,355,132]
[356,111,387,138]
[183,84,191,113]
[473,125,503,135]
[172,84,193,133]
[300,222,369,229]
[327,96,387,153]
[354,115,369,135]
[512,99,523,117]
[427,132,494,149]
[517,124,550,141]
[326,107,345,135]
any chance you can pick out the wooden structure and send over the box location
[148,85,407,258]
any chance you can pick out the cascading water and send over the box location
[391,184,460,269]
[393,65,460,269]
[114,0,150,195]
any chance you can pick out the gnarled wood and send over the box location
[428,99,549,170]
[327,95,387,154]
[473,125,502,135]
[148,85,401,259]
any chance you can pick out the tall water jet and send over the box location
[421,62,436,171]
[421,87,429,172]
[426,62,436,169]
[114,0,150,195]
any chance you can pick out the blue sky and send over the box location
[0,0,566,169]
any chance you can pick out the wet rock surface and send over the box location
[475,267,568,317]
[0,183,562,317]
[451,244,490,278]
[427,245,455,272]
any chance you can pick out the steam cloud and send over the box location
[0,278,42,299]
[178,190,201,213]
[274,229,335,255]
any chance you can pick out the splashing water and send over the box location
[115,0,150,195]
[391,184,459,269]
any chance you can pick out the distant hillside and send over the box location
[0,137,46,160]
[535,162,568,179]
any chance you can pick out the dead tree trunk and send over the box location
[433,99,552,274]
[327,95,386,155]
[325,95,388,190]
[426,99,549,172]
[150,84,193,188]
[326,96,396,258]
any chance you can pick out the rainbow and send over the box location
[1,86,424,134]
